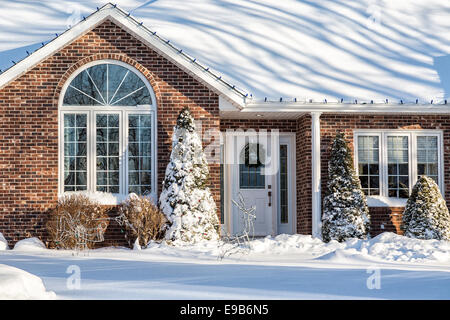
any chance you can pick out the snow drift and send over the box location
[250,232,450,263]
[144,232,450,264]
[13,237,47,251]
[0,264,55,299]
[0,232,7,250]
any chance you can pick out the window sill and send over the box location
[366,196,407,208]
[58,191,157,205]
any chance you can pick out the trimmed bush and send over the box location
[159,107,220,243]
[46,194,109,249]
[322,132,370,242]
[401,176,450,240]
[117,194,167,248]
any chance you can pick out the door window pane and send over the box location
[239,143,265,189]
[279,145,288,224]
[417,136,439,184]
[128,114,152,195]
[96,114,120,193]
[64,114,87,191]
[387,136,409,198]
[357,136,380,196]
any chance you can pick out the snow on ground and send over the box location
[0,0,449,101]
[0,232,449,299]
[0,232,7,250]
[0,264,56,299]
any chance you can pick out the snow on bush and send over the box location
[13,237,47,251]
[159,107,219,244]
[0,264,55,299]
[117,193,167,248]
[322,132,370,242]
[0,232,8,250]
[401,176,450,240]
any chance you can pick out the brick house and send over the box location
[0,3,448,244]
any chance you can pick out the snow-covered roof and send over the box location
[0,0,449,104]
[0,2,248,108]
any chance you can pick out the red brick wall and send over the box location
[369,207,404,236]
[220,119,297,132]
[319,114,450,236]
[0,19,220,245]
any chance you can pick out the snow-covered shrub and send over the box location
[401,176,450,240]
[46,194,109,249]
[116,194,167,248]
[322,132,370,242]
[159,107,220,244]
[13,237,47,251]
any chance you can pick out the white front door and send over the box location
[231,134,277,236]
[225,133,296,237]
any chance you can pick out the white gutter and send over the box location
[242,102,450,114]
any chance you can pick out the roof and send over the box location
[0,3,248,108]
[0,0,449,106]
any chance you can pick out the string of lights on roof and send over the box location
[258,97,448,105]
[0,3,249,99]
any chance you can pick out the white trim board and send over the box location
[241,102,450,114]
[0,3,247,110]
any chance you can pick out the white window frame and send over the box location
[58,60,157,204]
[354,130,444,207]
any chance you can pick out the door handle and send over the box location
[268,191,272,207]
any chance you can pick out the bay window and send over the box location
[355,130,443,201]
[59,61,156,201]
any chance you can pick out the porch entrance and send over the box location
[224,132,296,236]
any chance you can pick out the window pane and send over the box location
[96,114,120,193]
[128,114,152,195]
[357,136,379,196]
[387,136,409,198]
[417,136,439,185]
[64,114,87,191]
[220,144,224,224]
[279,145,288,224]
[63,63,152,106]
[239,143,265,189]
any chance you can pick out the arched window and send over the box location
[59,60,156,201]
